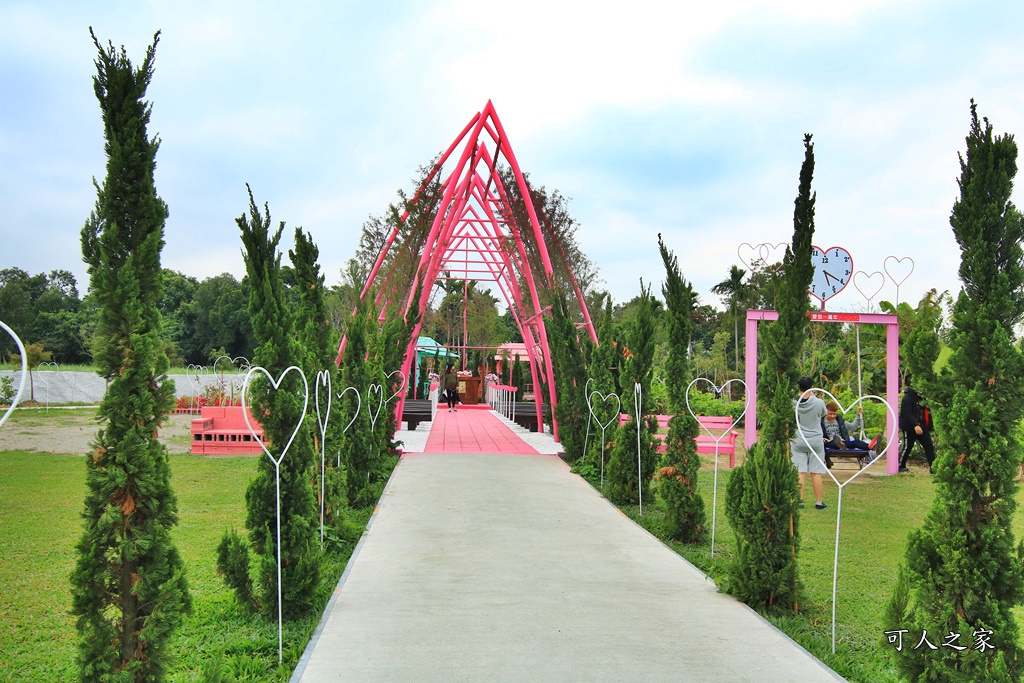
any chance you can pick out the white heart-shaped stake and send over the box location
[38,361,59,411]
[315,370,332,439]
[240,364,308,667]
[810,245,853,303]
[314,370,332,547]
[213,355,232,376]
[793,387,899,658]
[884,256,915,287]
[758,242,788,270]
[853,271,885,304]
[366,384,385,431]
[335,386,361,434]
[737,242,759,271]
[685,377,749,557]
[241,365,310,467]
[37,361,57,388]
[685,378,749,443]
[794,388,897,488]
[187,364,210,395]
[385,370,406,404]
[587,390,620,433]
[0,320,27,429]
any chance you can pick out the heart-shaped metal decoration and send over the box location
[758,242,787,271]
[0,320,27,429]
[587,390,621,433]
[737,243,759,271]
[810,246,853,303]
[685,378,749,443]
[366,384,385,431]
[241,365,310,467]
[385,370,406,404]
[213,355,232,376]
[335,386,361,433]
[315,370,332,440]
[186,363,210,395]
[853,270,885,304]
[794,388,897,487]
[884,256,914,287]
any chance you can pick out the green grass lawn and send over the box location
[603,457,1024,683]
[0,449,361,682]
[6,423,1024,682]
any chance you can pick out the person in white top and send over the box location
[791,376,828,510]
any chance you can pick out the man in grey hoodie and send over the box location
[791,376,828,509]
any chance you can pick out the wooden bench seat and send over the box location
[512,402,549,432]
[824,447,873,470]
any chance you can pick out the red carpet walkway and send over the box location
[422,405,540,455]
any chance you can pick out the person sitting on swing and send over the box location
[821,402,874,453]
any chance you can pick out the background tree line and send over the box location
[0,257,950,401]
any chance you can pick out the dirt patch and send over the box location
[0,409,196,455]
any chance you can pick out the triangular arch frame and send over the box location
[338,101,597,439]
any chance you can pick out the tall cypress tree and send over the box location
[654,235,706,543]
[725,134,816,611]
[886,103,1024,682]
[289,227,336,378]
[605,281,658,505]
[547,288,591,463]
[338,298,380,508]
[289,227,348,543]
[72,30,191,680]
[582,298,618,472]
[236,188,320,619]
[379,285,422,451]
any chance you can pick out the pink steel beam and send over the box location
[412,141,553,431]
[340,103,596,440]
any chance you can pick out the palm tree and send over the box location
[711,265,749,372]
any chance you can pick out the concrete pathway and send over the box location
[292,447,845,682]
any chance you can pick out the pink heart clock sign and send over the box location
[809,246,853,304]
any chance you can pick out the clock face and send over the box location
[809,246,853,303]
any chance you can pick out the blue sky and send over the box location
[2,0,1022,314]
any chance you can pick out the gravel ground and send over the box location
[0,406,430,459]
[0,408,196,455]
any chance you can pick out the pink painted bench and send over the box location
[618,414,740,467]
[191,406,263,455]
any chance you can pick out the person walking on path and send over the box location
[442,363,460,412]
[898,385,935,474]
[792,376,829,509]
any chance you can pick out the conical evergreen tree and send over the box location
[379,285,422,452]
[289,227,336,378]
[338,298,381,508]
[886,102,1024,682]
[288,227,346,544]
[605,281,658,505]
[582,298,619,473]
[72,29,191,681]
[236,188,320,619]
[546,288,591,463]
[725,134,816,611]
[654,235,706,543]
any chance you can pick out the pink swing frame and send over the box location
[744,310,901,475]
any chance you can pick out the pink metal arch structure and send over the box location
[338,101,597,438]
